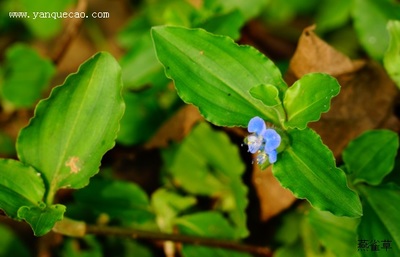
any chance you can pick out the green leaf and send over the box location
[273,128,362,217]
[343,130,399,186]
[175,211,252,257]
[17,52,125,203]
[151,26,287,127]
[198,10,245,40]
[74,179,155,226]
[17,204,66,236]
[352,0,400,60]
[151,189,196,232]
[384,20,400,88]
[120,34,165,89]
[315,0,352,33]
[210,0,267,20]
[164,122,248,238]
[1,44,55,108]
[0,224,31,257]
[357,184,400,254]
[117,87,171,146]
[249,84,281,107]
[0,159,45,218]
[308,209,359,257]
[283,73,340,129]
[18,0,74,39]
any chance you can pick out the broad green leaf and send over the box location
[151,189,196,232]
[0,224,31,257]
[17,52,125,203]
[0,159,44,218]
[1,44,55,108]
[357,184,400,253]
[175,211,252,257]
[283,73,340,129]
[18,0,74,39]
[18,204,66,236]
[352,0,400,60]
[343,130,399,186]
[358,201,400,257]
[74,179,155,226]
[273,128,362,217]
[164,122,248,238]
[384,20,400,88]
[151,26,287,127]
[308,209,359,257]
[274,240,306,257]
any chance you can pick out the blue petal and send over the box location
[263,129,281,152]
[267,149,278,164]
[248,116,266,134]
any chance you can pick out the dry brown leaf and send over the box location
[286,25,399,156]
[145,105,203,149]
[252,163,296,221]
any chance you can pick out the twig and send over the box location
[51,0,87,65]
[85,224,272,257]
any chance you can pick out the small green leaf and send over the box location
[164,122,248,238]
[17,52,125,203]
[249,84,281,107]
[18,204,66,236]
[61,236,102,257]
[1,44,55,108]
[0,159,45,218]
[308,209,359,257]
[384,20,400,88]
[151,26,287,126]
[273,128,362,217]
[283,73,340,129]
[175,211,252,257]
[151,189,196,232]
[74,179,155,226]
[357,184,400,253]
[343,130,399,186]
[352,0,400,60]
[0,224,31,257]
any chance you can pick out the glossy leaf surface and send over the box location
[152,26,287,126]
[0,159,44,218]
[17,52,125,202]
[283,73,340,129]
[273,128,362,217]
[343,130,399,185]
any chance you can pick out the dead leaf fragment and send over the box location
[145,105,203,149]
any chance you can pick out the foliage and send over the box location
[0,0,400,256]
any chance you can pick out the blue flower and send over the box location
[245,116,281,164]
